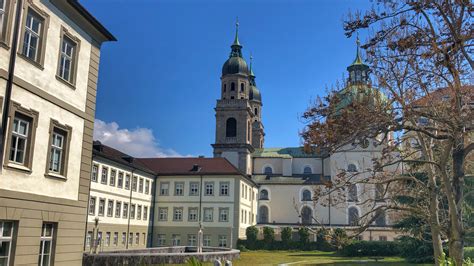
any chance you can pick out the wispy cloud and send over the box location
[93,119,183,158]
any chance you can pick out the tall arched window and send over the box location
[302,189,312,201]
[348,207,359,225]
[303,166,312,174]
[240,83,244,92]
[301,206,312,224]
[225,118,237,137]
[347,164,357,172]
[375,184,384,201]
[348,184,358,202]
[223,84,227,92]
[254,108,258,116]
[264,166,273,175]
[259,206,269,223]
[231,82,235,91]
[375,209,386,226]
[259,189,269,200]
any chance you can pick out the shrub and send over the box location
[263,227,275,245]
[465,247,474,260]
[246,226,259,243]
[316,228,334,251]
[341,240,400,257]
[331,228,350,250]
[298,227,310,245]
[396,236,434,263]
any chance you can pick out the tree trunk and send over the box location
[428,174,443,265]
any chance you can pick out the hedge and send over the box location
[340,241,400,257]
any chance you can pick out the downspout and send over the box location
[0,0,22,166]
[126,169,134,249]
[149,174,158,247]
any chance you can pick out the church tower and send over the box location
[212,22,264,174]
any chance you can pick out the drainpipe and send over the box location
[0,0,22,166]
[126,169,135,249]
[149,174,158,247]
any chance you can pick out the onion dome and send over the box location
[222,21,249,76]
[248,56,262,103]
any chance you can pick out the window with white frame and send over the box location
[22,9,43,62]
[220,182,229,196]
[48,128,66,174]
[302,189,312,201]
[173,207,183,221]
[130,204,136,219]
[115,201,121,218]
[107,200,113,217]
[190,182,199,196]
[175,182,184,196]
[86,231,92,247]
[105,232,110,246]
[205,182,214,196]
[121,233,126,246]
[97,231,102,246]
[122,203,128,219]
[9,116,30,165]
[38,223,55,266]
[58,35,77,83]
[219,208,229,222]
[347,164,358,173]
[101,167,108,184]
[132,176,138,191]
[139,178,144,193]
[128,233,133,245]
[0,0,7,39]
[143,206,148,221]
[98,198,105,216]
[204,208,213,222]
[113,232,118,246]
[160,182,169,195]
[88,197,96,215]
[303,166,312,174]
[137,205,142,220]
[145,180,150,194]
[158,207,168,221]
[110,169,116,186]
[0,221,14,266]
[264,166,273,175]
[171,234,180,246]
[259,189,269,200]
[348,184,358,202]
[203,235,211,246]
[91,164,98,182]
[142,233,146,245]
[125,174,130,190]
[117,172,124,188]
[135,233,139,245]
[157,234,166,246]
[188,208,198,222]
[188,234,197,246]
[218,235,227,247]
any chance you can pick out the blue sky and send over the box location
[82,0,372,157]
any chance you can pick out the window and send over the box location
[375,209,386,226]
[121,233,126,246]
[205,182,214,196]
[348,207,359,226]
[107,200,113,217]
[88,197,96,215]
[113,232,118,246]
[347,164,358,173]
[21,7,46,64]
[0,0,11,44]
[105,232,110,246]
[132,176,138,191]
[302,189,312,201]
[175,182,184,196]
[158,207,168,221]
[188,208,198,222]
[137,205,142,220]
[259,189,269,200]
[264,166,273,175]
[220,182,229,196]
[9,115,30,165]
[218,235,227,247]
[188,234,197,246]
[86,231,92,248]
[240,83,244,92]
[230,82,235,91]
[117,172,124,188]
[204,208,213,222]
[157,234,166,246]
[125,174,130,190]
[379,236,387,241]
[241,184,245,197]
[301,206,312,224]
[225,118,237,137]
[98,198,105,216]
[145,180,150,195]
[303,166,312,174]
[259,206,268,223]
[223,84,226,92]
[97,231,102,247]
[128,233,133,245]
[135,233,139,245]
[0,221,14,266]
[203,235,211,246]
[143,233,146,245]
[110,169,116,186]
[375,184,384,201]
[91,164,98,182]
[190,182,199,196]
[160,182,169,195]
[171,234,180,246]
[122,203,128,219]
[130,204,136,219]
[115,201,121,218]
[47,123,70,176]
[219,208,229,222]
[139,178,144,193]
[173,207,183,221]
[143,206,148,221]
[348,184,358,202]
[57,31,79,84]
[38,223,55,266]
[101,167,108,184]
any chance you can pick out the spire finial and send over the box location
[233,17,241,46]
[352,33,363,65]
[250,53,253,70]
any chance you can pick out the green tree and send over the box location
[298,227,310,245]
[263,227,275,245]
[246,226,259,243]
[281,227,292,245]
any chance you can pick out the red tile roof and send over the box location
[137,157,242,176]
[412,86,473,106]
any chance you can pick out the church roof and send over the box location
[252,174,330,185]
[252,147,325,158]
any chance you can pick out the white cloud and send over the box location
[93,119,183,158]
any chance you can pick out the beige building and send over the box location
[85,142,155,253]
[0,0,114,265]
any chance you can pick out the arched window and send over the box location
[347,164,357,172]
[375,209,386,226]
[225,118,237,137]
[348,184,358,202]
[259,189,269,200]
[348,207,359,225]
[301,206,312,224]
[303,166,312,174]
[264,166,273,175]
[247,121,250,141]
[375,184,384,201]
[301,189,312,201]
[231,82,235,91]
[259,206,269,223]
[254,108,258,116]
[240,83,244,92]
[223,84,227,92]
